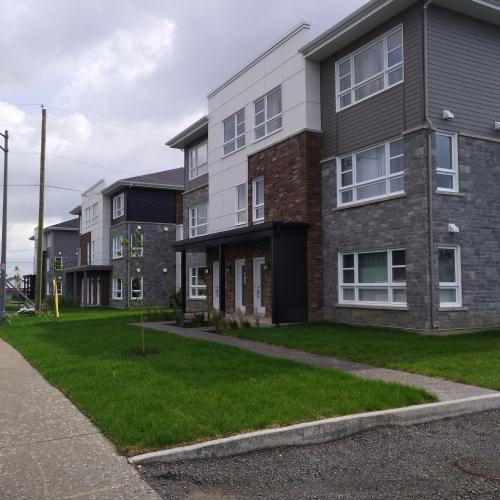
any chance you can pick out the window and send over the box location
[254,87,282,140]
[85,203,99,227]
[190,267,207,299]
[89,241,96,263]
[338,137,404,206]
[112,193,124,219]
[189,141,208,179]
[112,235,123,259]
[337,26,403,110]
[112,277,123,300]
[436,132,458,192]
[55,280,62,295]
[439,246,461,307]
[235,184,247,225]
[189,204,208,237]
[84,207,91,228]
[131,277,143,300]
[252,177,264,222]
[339,249,406,306]
[223,109,245,156]
[46,257,51,271]
[130,231,143,258]
[54,256,63,270]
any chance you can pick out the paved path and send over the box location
[142,323,497,401]
[0,338,159,500]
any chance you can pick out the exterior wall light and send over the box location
[225,264,232,273]
[448,223,459,234]
[495,121,500,131]
[442,110,455,120]
[163,268,168,274]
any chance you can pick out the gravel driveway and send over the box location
[138,410,499,500]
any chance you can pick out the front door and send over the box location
[213,261,220,311]
[253,257,265,315]
[235,259,246,313]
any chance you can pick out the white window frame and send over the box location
[189,266,207,299]
[112,235,123,259]
[235,184,247,226]
[336,25,404,111]
[130,231,143,258]
[91,203,99,224]
[338,249,407,307]
[254,86,282,141]
[223,109,245,157]
[130,276,143,300]
[435,132,459,193]
[54,256,63,270]
[55,280,62,296]
[337,137,405,207]
[189,141,208,180]
[112,193,125,219]
[438,246,462,308]
[252,177,264,223]
[189,204,208,238]
[84,207,92,228]
[112,277,123,300]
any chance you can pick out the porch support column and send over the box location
[73,272,77,298]
[82,271,87,306]
[218,244,225,313]
[181,250,186,313]
[271,228,279,326]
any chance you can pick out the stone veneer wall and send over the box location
[247,131,323,320]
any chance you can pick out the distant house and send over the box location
[65,169,184,308]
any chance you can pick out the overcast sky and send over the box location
[0,0,365,277]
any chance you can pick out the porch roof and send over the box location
[174,221,309,252]
[65,265,112,273]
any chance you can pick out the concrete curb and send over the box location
[129,393,500,465]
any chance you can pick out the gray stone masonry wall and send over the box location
[322,130,432,330]
[183,186,208,312]
[432,135,500,330]
[109,221,177,308]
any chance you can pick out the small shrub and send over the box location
[169,291,182,310]
[174,308,184,326]
[228,314,238,330]
[191,312,205,327]
[236,312,251,328]
[210,310,229,334]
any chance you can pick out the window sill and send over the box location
[112,256,123,261]
[336,80,404,113]
[189,169,208,182]
[335,193,406,211]
[438,306,467,312]
[222,145,245,159]
[252,219,265,225]
[335,303,408,311]
[252,127,283,145]
[435,190,465,197]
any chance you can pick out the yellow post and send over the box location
[53,278,60,319]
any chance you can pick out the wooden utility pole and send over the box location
[35,107,46,313]
[0,130,8,325]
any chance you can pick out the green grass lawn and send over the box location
[229,323,500,390]
[0,309,433,456]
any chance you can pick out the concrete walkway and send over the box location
[142,323,497,402]
[0,338,159,500]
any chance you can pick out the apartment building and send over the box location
[169,0,500,331]
[66,169,184,307]
[29,218,80,298]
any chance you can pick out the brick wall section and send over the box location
[80,233,91,266]
[206,241,272,317]
[248,131,324,320]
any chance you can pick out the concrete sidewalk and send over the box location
[0,338,159,500]
[142,323,497,402]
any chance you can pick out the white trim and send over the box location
[189,266,207,299]
[112,235,123,260]
[338,248,407,307]
[235,184,247,226]
[435,131,459,193]
[336,25,404,111]
[253,86,283,142]
[438,246,462,308]
[189,203,208,238]
[223,109,246,157]
[252,177,265,223]
[189,141,208,180]
[112,193,125,219]
[112,277,123,300]
[337,137,404,207]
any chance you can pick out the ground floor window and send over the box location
[131,276,143,300]
[339,249,406,306]
[438,246,461,307]
[112,277,123,300]
[190,266,207,299]
[55,280,62,295]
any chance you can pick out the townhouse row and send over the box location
[168,0,500,332]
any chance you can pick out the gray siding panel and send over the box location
[428,6,500,137]
[320,4,424,158]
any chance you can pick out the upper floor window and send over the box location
[130,231,143,258]
[252,177,264,223]
[254,87,282,141]
[436,132,458,193]
[112,235,123,259]
[88,240,95,264]
[338,137,404,206]
[85,203,99,227]
[54,256,63,270]
[336,26,403,110]
[223,109,245,156]
[339,249,407,306]
[235,184,247,225]
[84,207,92,228]
[112,193,124,219]
[189,203,208,237]
[189,141,208,180]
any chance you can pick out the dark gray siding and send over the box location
[320,4,423,158]
[427,6,500,137]
[184,136,208,192]
[127,187,177,223]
